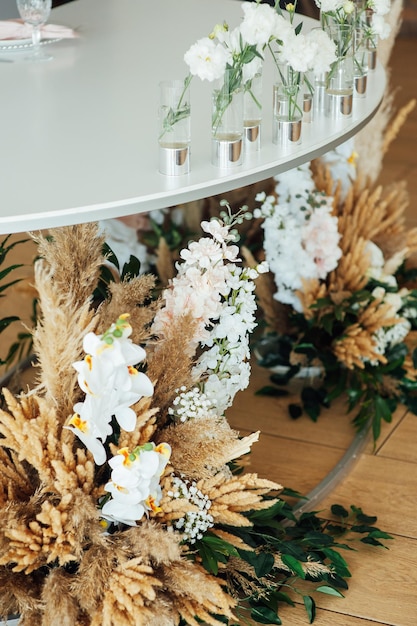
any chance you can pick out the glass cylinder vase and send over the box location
[324,23,354,118]
[303,71,315,123]
[354,25,369,97]
[158,78,191,176]
[272,63,303,148]
[211,70,244,168]
[243,70,262,153]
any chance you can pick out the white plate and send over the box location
[0,38,33,50]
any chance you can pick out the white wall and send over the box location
[0,0,19,19]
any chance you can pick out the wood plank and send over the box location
[278,535,417,626]
[377,413,417,464]
[240,431,347,498]
[227,362,405,452]
[319,454,417,540]
[273,606,393,626]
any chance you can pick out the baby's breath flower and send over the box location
[170,476,214,543]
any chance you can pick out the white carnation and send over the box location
[184,37,229,81]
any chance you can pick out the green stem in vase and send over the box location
[244,77,262,111]
[159,74,192,141]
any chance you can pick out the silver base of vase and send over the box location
[368,48,377,70]
[272,118,302,148]
[211,137,243,168]
[243,123,261,152]
[158,145,190,176]
[354,74,368,97]
[303,94,313,123]
[327,92,353,118]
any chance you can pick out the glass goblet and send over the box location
[16,0,53,62]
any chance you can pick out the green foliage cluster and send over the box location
[256,273,417,442]
[188,493,392,624]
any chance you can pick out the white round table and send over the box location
[0,0,385,234]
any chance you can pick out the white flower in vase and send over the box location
[184,36,229,82]
[368,0,391,16]
[305,28,337,75]
[240,1,282,48]
[370,13,391,39]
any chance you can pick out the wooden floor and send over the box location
[1,33,417,626]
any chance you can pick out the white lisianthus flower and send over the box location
[240,1,280,48]
[369,0,391,16]
[278,32,317,73]
[371,14,391,39]
[273,13,297,44]
[315,0,346,12]
[305,28,337,74]
[184,37,229,81]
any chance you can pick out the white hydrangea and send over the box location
[256,165,342,312]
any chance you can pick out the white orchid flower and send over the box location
[65,413,107,466]
[101,444,171,526]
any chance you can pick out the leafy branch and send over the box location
[190,491,392,624]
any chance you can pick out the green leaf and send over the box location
[350,506,377,525]
[350,525,379,534]
[197,542,218,575]
[321,548,351,578]
[255,385,289,397]
[255,552,275,577]
[374,395,393,423]
[121,255,141,279]
[273,591,295,607]
[331,504,349,518]
[303,595,316,623]
[360,536,388,548]
[288,403,303,419]
[412,347,417,370]
[368,529,394,540]
[316,585,345,598]
[280,554,306,579]
[250,605,282,625]
[0,316,19,333]
[0,277,22,295]
[102,242,120,269]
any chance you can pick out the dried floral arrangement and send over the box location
[251,135,417,439]
[0,212,391,626]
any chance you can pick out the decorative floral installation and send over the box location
[0,215,391,626]
[253,150,417,440]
